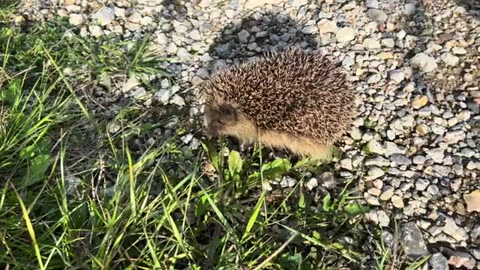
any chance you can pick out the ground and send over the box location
[0,0,479,269]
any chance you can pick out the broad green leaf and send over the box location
[343,203,370,216]
[22,154,52,187]
[228,150,243,178]
[322,193,331,212]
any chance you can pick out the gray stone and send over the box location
[367,9,387,22]
[88,25,103,37]
[365,156,390,167]
[238,29,250,43]
[319,172,337,190]
[367,74,382,84]
[367,139,385,155]
[442,217,468,242]
[389,154,412,165]
[280,176,297,188]
[302,25,317,34]
[131,87,147,99]
[289,0,308,6]
[415,179,429,191]
[189,29,202,40]
[425,148,445,163]
[401,222,429,259]
[336,27,356,43]
[93,6,115,26]
[441,53,459,66]
[339,158,353,171]
[384,142,405,157]
[128,11,142,24]
[404,3,416,15]
[413,155,426,165]
[305,177,318,191]
[426,185,439,195]
[444,130,466,144]
[410,53,438,73]
[391,195,405,208]
[377,210,390,227]
[429,253,448,270]
[380,186,394,200]
[366,167,385,180]
[381,38,395,48]
[389,69,405,84]
[318,19,337,34]
[452,47,467,55]
[363,38,381,49]
[365,0,379,9]
[69,13,84,26]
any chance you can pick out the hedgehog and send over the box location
[200,47,356,160]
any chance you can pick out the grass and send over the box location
[0,7,431,270]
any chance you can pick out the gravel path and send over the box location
[18,0,480,268]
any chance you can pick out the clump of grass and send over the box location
[0,11,432,270]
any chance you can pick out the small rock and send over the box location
[93,6,115,26]
[448,251,476,269]
[401,222,429,259]
[280,176,297,188]
[367,74,381,84]
[442,217,468,242]
[429,253,448,270]
[377,210,390,227]
[413,155,426,165]
[336,27,356,43]
[363,38,381,49]
[381,38,395,48]
[131,87,147,99]
[452,47,467,55]
[380,186,394,200]
[368,187,382,196]
[69,13,84,26]
[366,167,385,180]
[415,179,429,191]
[441,53,459,66]
[389,154,412,165]
[389,69,405,84]
[289,0,308,6]
[318,19,337,34]
[170,95,185,107]
[365,0,379,9]
[238,29,250,43]
[391,195,404,208]
[319,172,337,190]
[365,192,380,205]
[367,9,387,22]
[88,25,103,37]
[404,3,416,15]
[425,148,444,163]
[305,177,318,191]
[444,130,466,144]
[384,142,404,157]
[412,95,429,109]
[410,53,437,73]
[366,139,385,155]
[464,190,480,213]
[302,25,317,34]
[339,158,353,171]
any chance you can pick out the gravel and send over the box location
[19,0,480,266]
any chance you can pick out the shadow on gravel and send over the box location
[454,0,480,19]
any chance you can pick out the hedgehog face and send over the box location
[203,102,258,143]
[204,103,239,137]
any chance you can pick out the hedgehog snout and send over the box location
[205,120,224,137]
